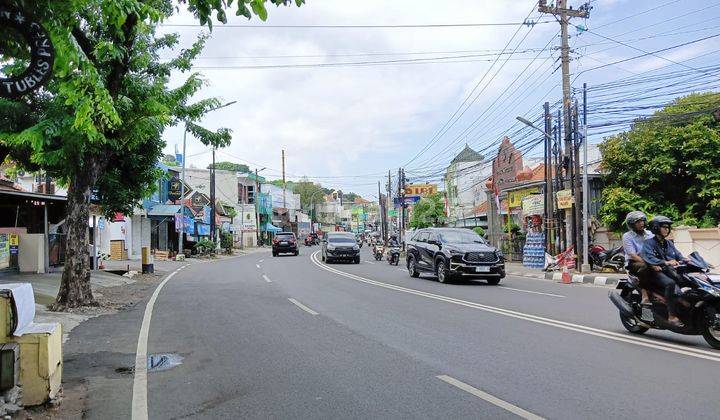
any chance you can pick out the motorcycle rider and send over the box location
[622,211,653,305]
[641,216,688,328]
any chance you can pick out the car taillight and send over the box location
[273,239,279,244]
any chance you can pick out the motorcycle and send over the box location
[386,246,400,265]
[589,244,625,272]
[608,252,720,349]
[373,245,384,261]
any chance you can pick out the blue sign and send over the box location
[98,218,105,230]
[196,223,210,236]
[393,196,421,207]
[9,246,18,255]
[202,205,212,224]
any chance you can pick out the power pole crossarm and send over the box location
[538,0,591,18]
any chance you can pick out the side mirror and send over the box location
[427,239,439,246]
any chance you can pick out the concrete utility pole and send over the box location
[377,180,383,239]
[544,101,554,253]
[210,146,216,244]
[581,83,591,273]
[386,170,392,244]
[255,168,261,245]
[538,0,590,265]
[281,149,286,211]
[179,127,187,255]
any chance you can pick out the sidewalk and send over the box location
[505,262,626,286]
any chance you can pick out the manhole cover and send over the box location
[147,353,183,372]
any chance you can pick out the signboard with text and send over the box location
[556,189,574,209]
[404,183,438,197]
[508,187,539,208]
[521,194,544,216]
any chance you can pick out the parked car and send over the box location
[272,232,299,257]
[322,232,361,264]
[406,228,505,284]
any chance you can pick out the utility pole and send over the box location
[544,101,554,254]
[539,0,591,266]
[377,180,383,240]
[573,101,582,268]
[581,83,591,272]
[255,168,261,246]
[179,127,187,255]
[398,168,404,247]
[386,170,392,244]
[281,149,286,211]
[210,146,216,244]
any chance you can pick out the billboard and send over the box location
[405,184,438,197]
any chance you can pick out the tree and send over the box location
[599,92,720,231]
[207,161,249,172]
[162,154,179,166]
[409,193,447,229]
[0,0,303,309]
[294,180,325,213]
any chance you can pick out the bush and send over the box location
[220,232,234,252]
[473,226,485,237]
[194,238,215,255]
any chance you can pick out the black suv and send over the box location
[272,232,299,256]
[321,232,361,264]
[406,228,505,284]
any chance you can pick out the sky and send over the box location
[160,0,720,198]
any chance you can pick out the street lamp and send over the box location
[516,116,552,140]
[178,100,237,255]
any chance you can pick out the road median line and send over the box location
[288,298,319,315]
[309,251,720,362]
[437,375,544,420]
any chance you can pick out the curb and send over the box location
[506,270,620,286]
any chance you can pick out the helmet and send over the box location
[648,215,673,235]
[625,211,647,230]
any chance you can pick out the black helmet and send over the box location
[648,215,673,235]
[625,211,647,230]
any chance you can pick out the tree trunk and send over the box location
[52,164,100,310]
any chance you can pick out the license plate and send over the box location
[281,241,287,245]
[475,266,490,273]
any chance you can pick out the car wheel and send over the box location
[321,253,326,262]
[486,278,501,285]
[295,251,299,256]
[436,259,452,283]
[408,256,420,278]
[354,257,361,264]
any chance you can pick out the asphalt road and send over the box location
[70,246,720,419]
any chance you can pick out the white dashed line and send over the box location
[262,274,272,283]
[256,264,260,269]
[437,375,544,420]
[364,260,375,264]
[259,259,264,263]
[498,286,565,298]
[288,298,319,315]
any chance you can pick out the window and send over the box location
[438,229,484,244]
[427,232,439,243]
[248,185,255,204]
[415,232,429,243]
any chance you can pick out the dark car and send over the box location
[406,228,505,284]
[321,232,361,264]
[272,232,299,257]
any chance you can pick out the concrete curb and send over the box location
[505,269,620,286]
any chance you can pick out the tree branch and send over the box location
[71,27,97,64]
[107,12,139,98]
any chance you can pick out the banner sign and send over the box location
[521,194,544,216]
[168,178,185,201]
[508,187,539,208]
[0,5,55,99]
[556,189,574,209]
[196,223,210,236]
[405,184,437,197]
[394,196,421,207]
[175,214,195,235]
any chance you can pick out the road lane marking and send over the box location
[397,268,405,272]
[288,298,319,315]
[309,251,720,362]
[132,264,189,420]
[498,286,565,298]
[256,264,261,269]
[437,375,544,420]
[262,274,272,283]
[259,259,264,263]
[364,260,375,264]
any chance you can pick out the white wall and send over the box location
[185,168,238,206]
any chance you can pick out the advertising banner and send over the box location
[556,189,574,209]
[521,194,544,216]
[508,187,539,208]
[404,184,438,197]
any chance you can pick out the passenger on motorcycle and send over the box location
[387,235,399,248]
[641,216,688,328]
[622,211,653,305]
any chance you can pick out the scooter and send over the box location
[373,245,384,261]
[386,246,400,265]
[589,244,625,272]
[608,252,720,349]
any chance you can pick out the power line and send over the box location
[161,21,554,29]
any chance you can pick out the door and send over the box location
[424,232,441,269]
[413,231,430,270]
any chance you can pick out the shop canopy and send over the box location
[147,204,180,218]
[262,223,282,233]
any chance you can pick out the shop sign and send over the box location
[9,234,19,247]
[196,223,210,236]
[508,187,539,208]
[405,183,437,197]
[521,194,544,216]
[491,137,523,192]
[556,189,574,209]
[0,234,9,269]
[0,5,55,99]
[168,178,184,201]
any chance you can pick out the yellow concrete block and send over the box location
[10,324,63,406]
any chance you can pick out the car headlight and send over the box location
[448,248,464,256]
[327,245,335,251]
[353,245,360,250]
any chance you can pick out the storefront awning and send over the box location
[262,223,282,233]
[147,204,180,217]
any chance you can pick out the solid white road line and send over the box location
[309,251,720,362]
[256,264,261,269]
[132,264,188,420]
[437,375,544,420]
[498,286,565,298]
[288,298,319,315]
[364,260,375,264]
[262,274,272,283]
